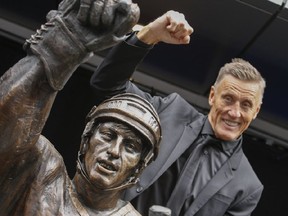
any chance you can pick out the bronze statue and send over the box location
[0,0,162,215]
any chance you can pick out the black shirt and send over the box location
[131,117,240,215]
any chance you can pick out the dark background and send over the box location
[1,0,288,215]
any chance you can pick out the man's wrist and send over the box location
[136,25,159,45]
[125,31,154,48]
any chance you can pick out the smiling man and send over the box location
[90,10,266,216]
[208,65,264,141]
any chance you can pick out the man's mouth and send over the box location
[224,119,239,128]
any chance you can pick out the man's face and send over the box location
[84,121,143,189]
[208,75,262,141]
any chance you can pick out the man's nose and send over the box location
[228,103,241,118]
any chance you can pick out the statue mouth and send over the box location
[97,159,118,173]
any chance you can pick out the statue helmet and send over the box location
[78,93,162,190]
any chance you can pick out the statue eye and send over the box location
[100,131,114,141]
[124,139,142,154]
[125,142,135,151]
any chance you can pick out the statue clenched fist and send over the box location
[76,0,140,37]
[26,0,140,52]
[60,0,140,51]
[24,0,140,90]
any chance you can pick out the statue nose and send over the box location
[107,138,123,158]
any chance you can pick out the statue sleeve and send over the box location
[0,55,55,158]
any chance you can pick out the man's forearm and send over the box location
[90,33,152,98]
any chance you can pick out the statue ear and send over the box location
[80,142,88,155]
[80,122,95,156]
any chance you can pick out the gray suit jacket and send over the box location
[90,37,263,216]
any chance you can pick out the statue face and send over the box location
[84,121,143,189]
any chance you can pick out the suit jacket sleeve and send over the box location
[225,185,263,216]
[90,32,153,100]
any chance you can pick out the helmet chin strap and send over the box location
[76,152,140,192]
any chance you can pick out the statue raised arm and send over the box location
[0,1,162,215]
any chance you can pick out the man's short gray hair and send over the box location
[215,58,266,101]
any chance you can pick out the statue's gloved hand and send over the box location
[48,0,140,52]
[23,0,139,90]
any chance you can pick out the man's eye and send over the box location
[223,96,232,104]
[242,101,252,110]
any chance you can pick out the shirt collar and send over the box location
[201,117,241,153]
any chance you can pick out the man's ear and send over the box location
[253,104,261,120]
[208,86,215,106]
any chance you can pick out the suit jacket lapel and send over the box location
[123,115,205,200]
[185,144,243,216]
[140,115,206,188]
[157,116,206,182]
